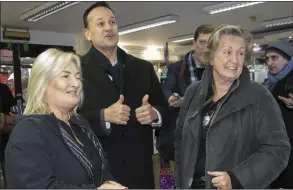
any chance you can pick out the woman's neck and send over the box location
[49,106,70,123]
[213,71,233,101]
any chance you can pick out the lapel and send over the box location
[82,46,137,95]
[210,67,253,126]
[82,46,119,96]
[117,47,139,93]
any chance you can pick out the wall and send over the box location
[1,27,75,46]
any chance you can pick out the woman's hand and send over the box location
[98,181,127,189]
[208,171,232,190]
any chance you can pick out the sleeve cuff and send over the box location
[151,107,162,128]
[100,109,111,130]
[227,171,243,189]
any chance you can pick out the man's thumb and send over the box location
[142,94,149,105]
[117,95,124,104]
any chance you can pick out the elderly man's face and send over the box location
[213,35,245,82]
[265,52,288,74]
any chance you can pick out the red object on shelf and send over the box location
[0,49,13,57]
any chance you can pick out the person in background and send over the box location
[79,2,168,189]
[10,76,29,115]
[175,25,291,189]
[264,40,293,189]
[4,49,126,189]
[0,83,16,182]
[159,25,215,162]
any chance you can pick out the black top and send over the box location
[191,85,243,189]
[191,86,220,189]
[59,119,103,185]
[196,68,205,81]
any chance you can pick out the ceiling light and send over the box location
[168,34,194,43]
[20,1,81,22]
[172,37,194,43]
[262,16,293,28]
[203,2,264,14]
[119,15,179,35]
[253,46,262,52]
[289,36,292,39]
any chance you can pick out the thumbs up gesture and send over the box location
[135,94,158,125]
[104,95,131,125]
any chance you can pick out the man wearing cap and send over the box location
[264,40,293,189]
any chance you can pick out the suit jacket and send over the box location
[79,46,168,189]
[5,114,113,188]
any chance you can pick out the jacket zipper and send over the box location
[205,80,239,188]
[187,99,213,188]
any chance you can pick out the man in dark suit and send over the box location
[158,25,214,162]
[78,2,168,189]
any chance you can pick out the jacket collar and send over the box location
[87,45,127,66]
[187,65,253,126]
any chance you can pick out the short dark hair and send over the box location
[83,1,113,28]
[193,24,215,41]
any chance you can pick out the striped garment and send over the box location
[10,105,25,115]
[58,120,106,184]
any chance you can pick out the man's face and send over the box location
[193,33,212,60]
[265,52,288,74]
[84,7,119,50]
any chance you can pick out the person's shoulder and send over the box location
[11,114,53,143]
[249,80,272,97]
[127,54,152,66]
[184,81,201,100]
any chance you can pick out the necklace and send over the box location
[66,121,84,147]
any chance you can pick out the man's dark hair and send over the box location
[83,1,113,28]
[193,24,215,41]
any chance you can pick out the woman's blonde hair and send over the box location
[24,48,83,116]
[202,25,253,64]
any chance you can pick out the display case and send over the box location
[0,56,34,95]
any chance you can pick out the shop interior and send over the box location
[1,1,293,95]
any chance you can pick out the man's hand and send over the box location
[208,171,232,190]
[104,95,131,125]
[278,93,293,108]
[168,94,184,107]
[135,94,158,125]
[98,181,127,189]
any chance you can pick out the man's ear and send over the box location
[84,28,91,41]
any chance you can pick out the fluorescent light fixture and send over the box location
[262,16,293,28]
[20,1,81,22]
[168,34,193,43]
[203,2,264,14]
[173,37,194,43]
[119,15,179,35]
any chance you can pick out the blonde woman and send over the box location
[174,25,291,189]
[4,49,126,189]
